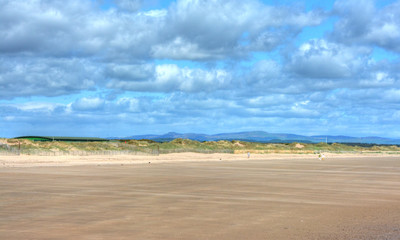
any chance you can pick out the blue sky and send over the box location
[1,0,400,138]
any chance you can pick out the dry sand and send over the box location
[0,153,399,239]
[0,152,396,168]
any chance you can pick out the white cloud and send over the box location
[105,63,154,81]
[360,72,395,87]
[151,37,223,60]
[244,95,292,107]
[72,97,105,111]
[107,64,231,93]
[249,60,281,83]
[159,0,326,59]
[289,39,369,79]
[0,0,325,61]
[332,0,400,52]
[141,9,167,18]
[116,97,141,112]
[0,58,98,99]
[0,102,63,116]
[0,0,399,138]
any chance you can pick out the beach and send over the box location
[0,152,396,167]
[1,153,399,239]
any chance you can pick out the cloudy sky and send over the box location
[1,0,400,138]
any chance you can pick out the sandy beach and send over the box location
[0,152,396,168]
[1,153,399,239]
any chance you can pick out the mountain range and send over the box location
[123,131,400,145]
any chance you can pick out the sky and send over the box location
[1,0,400,138]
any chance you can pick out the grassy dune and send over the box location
[1,138,400,155]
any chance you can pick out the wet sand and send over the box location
[0,154,399,239]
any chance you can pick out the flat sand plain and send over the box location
[0,153,399,239]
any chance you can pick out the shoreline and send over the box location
[1,152,398,168]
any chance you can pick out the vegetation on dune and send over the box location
[1,138,400,155]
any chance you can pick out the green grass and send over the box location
[2,138,400,155]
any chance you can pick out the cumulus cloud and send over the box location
[107,64,231,92]
[248,60,282,83]
[0,0,97,55]
[1,0,399,138]
[105,63,154,81]
[359,71,396,87]
[151,37,225,60]
[157,0,326,60]
[0,58,98,99]
[243,95,293,108]
[0,0,328,97]
[2,86,400,138]
[0,0,325,61]
[288,39,369,79]
[115,97,141,112]
[0,0,163,59]
[71,97,105,111]
[13,102,61,113]
[332,0,400,52]
[244,39,399,95]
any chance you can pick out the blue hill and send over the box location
[125,131,400,145]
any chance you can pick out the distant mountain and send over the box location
[125,131,400,145]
